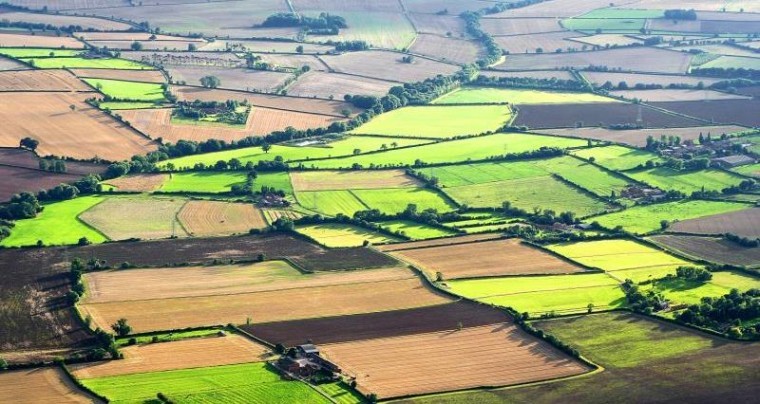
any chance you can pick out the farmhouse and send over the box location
[711,155,756,169]
[621,185,666,202]
[277,344,342,379]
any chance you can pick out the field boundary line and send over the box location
[59,364,109,403]
[74,196,113,242]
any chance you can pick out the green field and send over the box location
[0,48,81,57]
[543,157,632,197]
[115,328,223,347]
[629,168,745,194]
[85,78,166,101]
[562,9,663,33]
[295,223,400,247]
[99,101,163,110]
[547,239,692,282]
[160,171,248,194]
[308,133,589,169]
[572,145,662,171]
[434,88,615,105]
[701,55,760,70]
[447,273,625,315]
[160,136,430,170]
[81,362,329,403]
[647,271,760,307]
[318,382,365,404]
[352,188,456,214]
[375,220,458,240]
[348,105,511,139]
[732,163,760,178]
[21,57,152,69]
[296,190,368,216]
[0,195,108,247]
[589,200,750,234]
[444,175,609,216]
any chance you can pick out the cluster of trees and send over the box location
[600,80,706,91]
[199,75,221,89]
[501,201,578,226]
[725,232,760,248]
[662,156,709,171]
[327,40,370,51]
[0,192,40,221]
[664,9,698,21]
[675,266,713,282]
[261,12,347,35]
[676,289,760,339]
[608,123,644,130]
[473,75,588,91]
[644,134,682,150]
[38,158,67,173]
[692,67,760,80]
[513,311,582,359]
[460,11,501,67]
[621,279,668,314]
[0,174,101,222]
[173,99,248,125]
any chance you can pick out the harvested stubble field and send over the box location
[512,102,704,129]
[74,32,205,42]
[245,301,508,347]
[0,368,96,403]
[0,165,84,201]
[0,11,132,30]
[178,200,267,237]
[495,32,580,55]
[376,233,504,252]
[103,173,167,192]
[480,17,563,36]
[303,11,415,50]
[568,33,642,47]
[290,169,420,192]
[610,89,750,103]
[70,68,166,83]
[392,238,584,279]
[80,267,449,333]
[650,235,760,268]
[495,47,692,74]
[165,65,292,93]
[258,53,327,72]
[0,92,157,160]
[479,70,576,81]
[433,87,614,105]
[0,55,29,70]
[651,99,760,127]
[409,34,483,65]
[320,323,589,399]
[118,107,342,143]
[319,50,461,83]
[79,196,189,241]
[409,13,467,37]
[202,39,333,54]
[542,125,748,148]
[0,32,85,48]
[0,69,91,92]
[295,223,400,247]
[669,207,760,239]
[71,334,270,379]
[581,71,723,88]
[286,71,396,99]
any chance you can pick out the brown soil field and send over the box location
[581,71,723,88]
[0,11,132,30]
[649,235,760,268]
[258,53,328,71]
[80,277,450,333]
[79,197,189,240]
[320,50,461,83]
[0,55,29,70]
[495,47,692,74]
[537,125,747,147]
[244,301,508,347]
[0,92,157,160]
[71,334,270,379]
[392,238,584,279]
[178,200,268,237]
[479,69,576,81]
[513,103,705,129]
[489,0,640,17]
[0,148,106,175]
[84,262,411,303]
[75,32,205,41]
[481,17,563,36]
[287,71,396,99]
[170,85,359,116]
[409,13,467,37]
[0,32,84,48]
[70,68,166,83]
[669,207,760,239]
[610,89,750,102]
[320,323,590,399]
[651,100,760,127]
[0,165,83,201]
[0,368,99,403]
[0,70,92,92]
[103,173,168,192]
[166,65,291,93]
[377,233,504,252]
[290,170,421,192]
[494,32,579,54]
[409,34,482,65]
[119,107,342,143]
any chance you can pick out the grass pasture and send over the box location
[572,145,662,171]
[296,190,368,216]
[81,362,329,404]
[647,271,760,307]
[296,223,400,247]
[629,168,745,194]
[159,171,248,194]
[434,87,615,105]
[79,196,188,241]
[352,188,456,214]
[590,200,750,234]
[22,57,151,70]
[375,220,458,240]
[0,195,107,247]
[348,105,511,139]
[84,78,166,102]
[0,47,81,58]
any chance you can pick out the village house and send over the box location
[277,344,342,380]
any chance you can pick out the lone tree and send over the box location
[19,137,39,151]
[200,75,221,88]
[130,41,143,51]
[261,142,272,153]
[111,318,132,337]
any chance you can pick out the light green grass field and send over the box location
[253,172,294,194]
[0,195,107,247]
[318,382,365,404]
[160,171,248,194]
[0,48,81,57]
[352,188,456,214]
[629,168,745,193]
[434,88,615,105]
[348,105,511,139]
[295,223,400,247]
[484,285,626,315]
[572,145,662,171]
[444,175,608,216]
[160,136,430,170]
[308,133,589,169]
[589,200,750,234]
[296,190,368,216]
[732,163,760,178]
[22,57,152,69]
[543,156,632,197]
[375,220,458,240]
[647,271,760,306]
[701,55,760,70]
[115,328,222,347]
[81,362,329,403]
[85,78,166,101]
[99,101,162,110]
